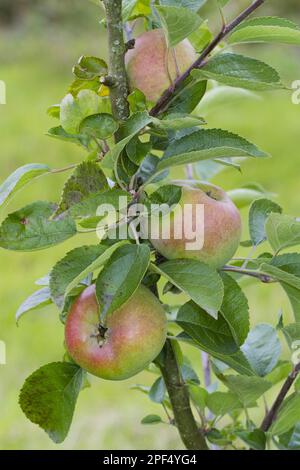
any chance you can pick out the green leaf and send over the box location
[79,113,118,140]
[222,375,272,407]
[123,0,151,21]
[69,188,129,220]
[228,16,300,46]
[265,213,300,254]
[188,19,213,52]
[141,414,163,425]
[16,287,52,324]
[159,0,206,12]
[266,361,292,386]
[102,111,152,169]
[220,273,249,346]
[206,391,243,416]
[96,244,150,317]
[154,260,224,318]
[282,322,300,349]
[126,137,152,165]
[49,244,108,308]
[60,90,105,134]
[227,187,264,209]
[47,126,88,148]
[19,362,84,443]
[236,429,266,450]
[136,154,169,185]
[192,53,285,91]
[270,254,300,321]
[249,198,282,245]
[0,164,50,208]
[270,393,300,436]
[149,377,166,403]
[158,128,269,170]
[152,114,205,131]
[260,263,300,290]
[156,5,203,47]
[73,55,108,80]
[164,77,207,115]
[176,301,238,355]
[188,385,208,411]
[241,324,281,377]
[0,201,76,252]
[54,161,108,217]
[128,89,147,113]
[178,332,256,375]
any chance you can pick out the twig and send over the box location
[261,362,300,432]
[150,0,265,116]
[103,0,130,122]
[222,265,277,284]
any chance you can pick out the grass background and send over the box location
[0,0,300,450]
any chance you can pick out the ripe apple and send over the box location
[65,284,167,380]
[147,183,242,269]
[125,29,197,102]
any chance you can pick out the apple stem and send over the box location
[157,340,209,450]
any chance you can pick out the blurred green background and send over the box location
[0,0,300,450]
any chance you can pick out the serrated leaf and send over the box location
[282,323,300,349]
[0,201,76,252]
[228,16,300,46]
[236,429,266,450]
[60,90,105,134]
[19,362,84,443]
[47,126,89,147]
[249,198,282,246]
[55,161,108,217]
[79,113,118,140]
[177,332,256,375]
[159,0,206,12]
[102,111,152,169]
[156,5,203,47]
[49,244,108,308]
[265,213,300,254]
[16,287,52,323]
[222,375,271,407]
[154,259,224,318]
[0,164,50,208]
[206,391,243,416]
[176,301,238,355]
[270,393,300,436]
[193,53,285,91]
[123,0,151,21]
[270,254,300,321]
[96,244,150,317]
[69,188,129,219]
[158,128,269,170]
[163,77,207,115]
[152,114,205,131]
[74,55,108,80]
[220,273,249,346]
[241,324,281,377]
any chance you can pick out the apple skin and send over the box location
[65,284,167,380]
[148,183,242,269]
[125,29,197,102]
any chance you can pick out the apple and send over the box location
[125,28,197,102]
[147,182,242,269]
[65,284,167,380]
